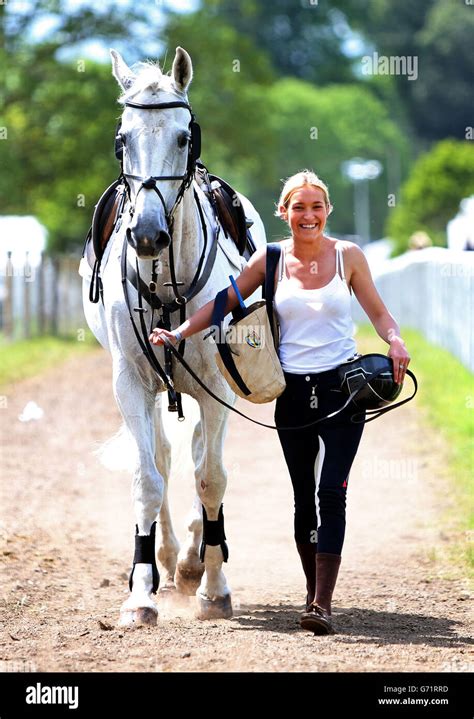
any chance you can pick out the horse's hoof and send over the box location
[175,562,205,596]
[196,594,233,620]
[118,607,158,627]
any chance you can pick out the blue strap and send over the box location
[211,243,282,397]
[211,287,251,396]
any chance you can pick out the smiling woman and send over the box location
[151,168,412,635]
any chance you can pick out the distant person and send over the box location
[150,170,411,635]
[408,231,432,251]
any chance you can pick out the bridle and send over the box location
[115,94,221,420]
[115,98,201,232]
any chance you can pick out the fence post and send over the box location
[3,251,14,340]
[37,251,45,336]
[23,251,31,339]
[50,256,59,336]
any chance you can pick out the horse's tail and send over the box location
[94,422,138,473]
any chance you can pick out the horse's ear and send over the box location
[171,47,193,93]
[110,49,136,92]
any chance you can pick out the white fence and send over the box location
[0,253,85,340]
[351,247,474,373]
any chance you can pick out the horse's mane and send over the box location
[119,61,186,104]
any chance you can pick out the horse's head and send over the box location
[111,47,196,259]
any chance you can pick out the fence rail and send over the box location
[2,247,474,375]
[351,247,474,373]
[0,252,84,341]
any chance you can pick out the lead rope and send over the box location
[161,337,418,430]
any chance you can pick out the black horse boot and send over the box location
[296,542,317,610]
[300,553,341,635]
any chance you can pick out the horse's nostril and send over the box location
[157,231,170,248]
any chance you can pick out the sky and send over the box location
[17,0,199,62]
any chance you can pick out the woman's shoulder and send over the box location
[326,236,359,252]
[327,237,365,263]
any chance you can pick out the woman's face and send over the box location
[280,186,330,243]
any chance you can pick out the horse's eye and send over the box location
[177,133,189,149]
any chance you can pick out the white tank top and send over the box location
[274,242,357,373]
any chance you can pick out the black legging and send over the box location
[275,367,365,555]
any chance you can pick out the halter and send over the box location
[116,98,201,232]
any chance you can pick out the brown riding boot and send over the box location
[296,542,316,610]
[300,553,341,635]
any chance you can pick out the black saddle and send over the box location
[82,179,126,270]
[195,164,253,256]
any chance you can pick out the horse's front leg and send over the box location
[113,361,164,627]
[193,395,233,620]
[153,393,181,594]
[173,418,205,595]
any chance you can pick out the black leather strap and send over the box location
[162,336,418,430]
[211,288,251,396]
[264,243,282,347]
[211,243,282,397]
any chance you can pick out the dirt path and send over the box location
[0,349,472,673]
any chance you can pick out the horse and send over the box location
[79,46,266,626]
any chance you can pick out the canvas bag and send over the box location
[211,243,286,403]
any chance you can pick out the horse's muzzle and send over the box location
[128,228,171,258]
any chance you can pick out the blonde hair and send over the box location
[275,170,332,218]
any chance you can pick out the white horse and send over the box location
[80,47,266,626]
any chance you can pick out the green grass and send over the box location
[0,333,99,389]
[355,323,473,575]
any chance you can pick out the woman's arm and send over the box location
[149,245,267,346]
[347,244,411,384]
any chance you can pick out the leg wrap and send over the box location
[128,521,160,594]
[199,505,229,563]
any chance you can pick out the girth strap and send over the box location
[128,521,160,594]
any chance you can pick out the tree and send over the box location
[1,55,123,252]
[163,8,279,195]
[260,78,410,242]
[0,1,163,251]
[345,0,474,142]
[193,0,361,85]
[386,140,474,253]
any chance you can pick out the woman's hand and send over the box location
[149,328,179,346]
[388,336,411,384]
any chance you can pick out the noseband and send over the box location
[115,99,201,231]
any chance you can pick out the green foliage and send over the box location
[2,0,470,253]
[164,8,278,195]
[0,56,120,252]
[262,78,410,241]
[386,140,474,253]
[0,334,98,389]
[347,0,474,142]
[200,0,358,85]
